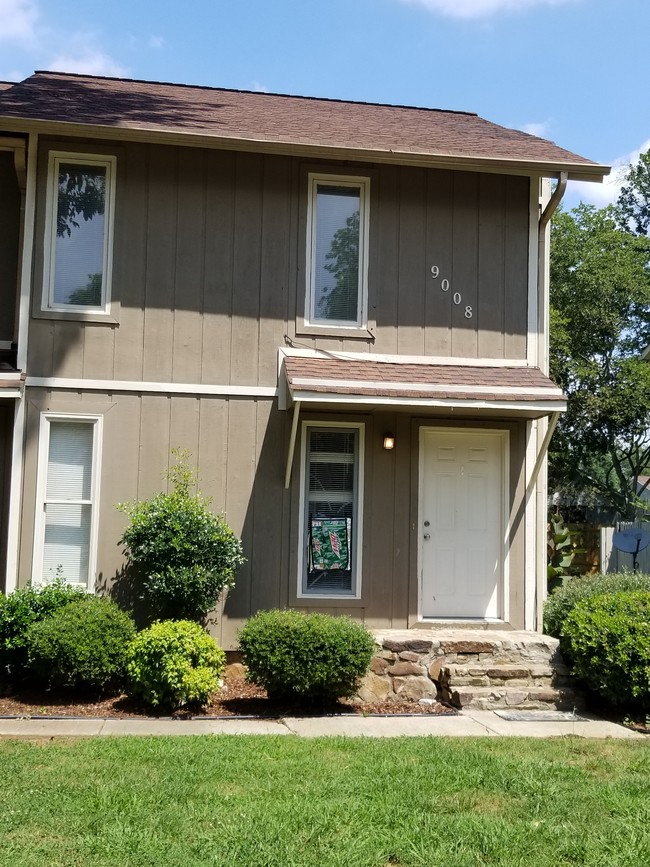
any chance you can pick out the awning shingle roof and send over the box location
[0,72,608,180]
[283,355,565,418]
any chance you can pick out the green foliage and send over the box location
[26,596,136,692]
[126,619,225,710]
[547,513,585,586]
[56,165,105,238]
[544,571,650,659]
[562,590,650,710]
[118,449,245,622]
[239,609,376,704]
[549,204,650,517]
[617,148,650,236]
[0,580,85,680]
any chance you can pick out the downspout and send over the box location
[539,171,567,233]
[531,171,568,630]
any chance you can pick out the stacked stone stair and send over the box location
[358,629,582,711]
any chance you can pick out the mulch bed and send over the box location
[0,673,455,720]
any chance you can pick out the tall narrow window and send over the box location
[300,424,363,597]
[43,153,116,313]
[34,416,102,589]
[306,175,369,328]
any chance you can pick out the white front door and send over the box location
[419,428,506,619]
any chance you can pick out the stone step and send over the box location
[361,629,583,711]
[441,662,575,689]
[445,685,584,712]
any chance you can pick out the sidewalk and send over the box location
[0,709,644,739]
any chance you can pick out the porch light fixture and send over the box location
[383,434,395,450]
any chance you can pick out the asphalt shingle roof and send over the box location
[283,355,566,413]
[0,72,608,179]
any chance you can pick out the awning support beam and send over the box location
[284,400,301,489]
[525,411,560,502]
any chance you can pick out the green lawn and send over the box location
[1,736,649,866]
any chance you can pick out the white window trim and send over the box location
[297,420,365,600]
[42,152,116,316]
[32,412,103,592]
[305,173,370,330]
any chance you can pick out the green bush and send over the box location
[118,450,245,622]
[562,590,650,710]
[26,596,136,692]
[238,610,376,704]
[544,571,650,659]
[126,620,226,710]
[0,580,85,681]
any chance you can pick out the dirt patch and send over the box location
[0,674,455,719]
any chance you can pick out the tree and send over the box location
[56,166,106,238]
[549,204,650,518]
[67,272,102,306]
[617,148,650,236]
[319,210,360,321]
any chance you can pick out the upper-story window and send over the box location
[306,174,369,329]
[42,153,116,315]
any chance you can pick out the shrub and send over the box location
[238,609,376,704]
[118,449,245,622]
[126,620,226,710]
[0,580,85,681]
[562,590,650,710]
[26,596,136,692]
[543,571,650,659]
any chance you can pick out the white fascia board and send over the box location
[290,390,566,414]
[0,118,611,181]
[0,390,23,399]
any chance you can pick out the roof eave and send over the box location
[0,116,611,181]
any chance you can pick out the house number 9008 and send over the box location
[430,265,473,318]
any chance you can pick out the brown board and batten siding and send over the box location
[27,138,531,383]
[16,389,528,645]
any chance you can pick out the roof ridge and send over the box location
[31,69,479,118]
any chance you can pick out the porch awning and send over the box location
[280,353,566,419]
[0,365,24,399]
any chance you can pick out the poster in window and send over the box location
[309,518,351,572]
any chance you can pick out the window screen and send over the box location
[303,427,359,595]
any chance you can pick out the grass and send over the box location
[0,736,649,866]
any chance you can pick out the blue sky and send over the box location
[2,0,648,208]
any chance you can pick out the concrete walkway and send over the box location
[0,709,644,739]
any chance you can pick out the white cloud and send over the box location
[148,35,165,49]
[0,2,127,78]
[564,138,650,209]
[0,69,27,82]
[519,121,552,138]
[0,0,38,42]
[252,81,269,93]
[399,0,574,18]
[48,49,129,77]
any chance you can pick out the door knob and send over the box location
[423,533,430,540]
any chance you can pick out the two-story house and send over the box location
[0,72,608,649]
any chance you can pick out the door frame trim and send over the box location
[417,425,510,623]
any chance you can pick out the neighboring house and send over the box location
[0,72,608,647]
